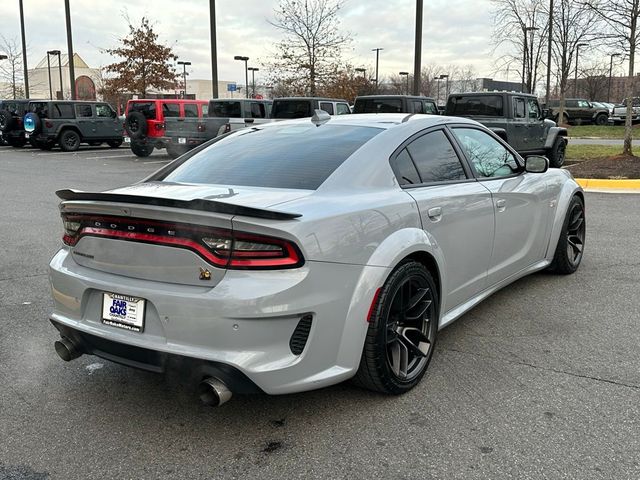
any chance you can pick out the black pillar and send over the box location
[64,0,76,99]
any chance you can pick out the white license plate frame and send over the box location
[178,137,187,144]
[101,293,146,332]
[124,137,131,143]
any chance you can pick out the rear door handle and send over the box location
[496,199,506,212]
[427,207,442,221]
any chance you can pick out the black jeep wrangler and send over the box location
[23,100,123,151]
[0,99,33,148]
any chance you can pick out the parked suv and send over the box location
[353,95,438,114]
[124,99,208,157]
[446,92,568,167]
[23,100,123,151]
[271,97,351,118]
[547,98,609,125]
[0,99,33,147]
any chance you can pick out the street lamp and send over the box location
[372,48,383,91]
[234,55,249,98]
[248,66,259,98]
[0,55,7,60]
[574,43,588,97]
[522,26,538,94]
[439,74,449,101]
[399,72,409,95]
[608,53,622,103]
[47,50,62,99]
[177,61,191,98]
[355,67,366,78]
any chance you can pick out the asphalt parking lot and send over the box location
[1,144,639,480]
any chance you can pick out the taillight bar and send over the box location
[61,214,304,270]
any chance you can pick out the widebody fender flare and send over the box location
[544,126,568,150]
[545,179,584,260]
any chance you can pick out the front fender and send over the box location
[544,126,568,149]
[545,173,583,260]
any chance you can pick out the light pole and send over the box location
[19,0,29,97]
[355,67,366,78]
[48,50,62,99]
[248,67,259,98]
[177,61,191,98]
[435,76,441,106]
[399,72,409,95]
[372,48,383,92]
[608,53,621,103]
[413,0,423,95]
[64,0,76,99]
[439,74,449,101]
[234,55,249,98]
[46,52,53,99]
[574,43,588,97]
[545,0,554,105]
[528,27,538,93]
[209,0,218,98]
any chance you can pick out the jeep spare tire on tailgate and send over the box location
[125,111,147,140]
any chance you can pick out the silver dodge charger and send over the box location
[48,112,585,406]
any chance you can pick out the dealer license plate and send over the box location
[178,137,186,144]
[124,137,131,143]
[102,293,146,332]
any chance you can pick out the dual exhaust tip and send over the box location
[53,337,232,406]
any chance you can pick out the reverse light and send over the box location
[61,214,304,269]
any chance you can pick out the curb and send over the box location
[575,178,640,192]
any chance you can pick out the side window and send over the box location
[514,98,526,118]
[405,130,467,183]
[184,104,198,118]
[566,100,578,108]
[412,101,424,114]
[162,103,180,118]
[75,104,93,117]
[201,104,208,116]
[424,101,438,114]
[96,104,114,118]
[319,102,334,115]
[53,103,75,119]
[336,103,350,115]
[390,148,421,186]
[452,127,520,178]
[31,102,48,117]
[578,100,590,108]
[527,98,541,120]
[250,102,266,118]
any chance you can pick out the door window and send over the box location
[578,100,590,108]
[452,128,520,178]
[184,104,198,118]
[390,148,421,186]
[319,102,334,115]
[403,130,467,183]
[75,104,93,117]
[250,103,266,118]
[336,103,351,115]
[162,103,180,118]
[53,103,75,119]
[201,104,208,116]
[423,101,438,114]
[96,104,114,117]
[527,98,541,120]
[514,98,526,118]
[412,101,424,113]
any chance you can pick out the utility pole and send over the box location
[64,0,76,99]
[574,43,588,97]
[248,67,259,97]
[372,48,383,92]
[209,0,219,98]
[608,53,621,103]
[413,0,423,95]
[545,0,553,105]
[19,0,29,97]
[178,61,191,98]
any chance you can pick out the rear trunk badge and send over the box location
[199,267,212,281]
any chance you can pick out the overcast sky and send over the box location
[0,0,500,85]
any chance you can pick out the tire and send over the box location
[7,136,26,148]
[166,144,187,159]
[0,110,14,133]
[23,113,41,135]
[548,196,585,275]
[59,129,81,152]
[124,111,148,140]
[35,140,54,151]
[106,139,123,148]
[130,142,154,157]
[88,141,102,146]
[594,114,608,126]
[547,137,566,168]
[354,260,439,395]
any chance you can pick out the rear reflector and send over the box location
[61,214,304,270]
[367,288,382,323]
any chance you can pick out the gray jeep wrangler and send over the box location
[445,92,568,167]
[23,100,123,151]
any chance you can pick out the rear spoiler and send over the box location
[56,189,301,220]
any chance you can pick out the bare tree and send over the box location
[0,36,24,99]
[585,0,640,156]
[267,0,351,95]
[578,62,610,101]
[491,0,549,94]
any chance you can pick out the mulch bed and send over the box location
[564,154,640,179]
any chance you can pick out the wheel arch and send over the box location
[57,125,83,139]
[545,182,584,261]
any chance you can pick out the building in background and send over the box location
[29,53,100,100]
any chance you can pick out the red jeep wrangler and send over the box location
[124,99,208,157]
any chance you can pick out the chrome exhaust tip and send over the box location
[54,337,82,362]
[198,377,232,406]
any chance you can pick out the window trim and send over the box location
[446,124,525,182]
[389,126,475,189]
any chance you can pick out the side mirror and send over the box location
[525,155,549,173]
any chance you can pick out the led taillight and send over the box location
[197,123,206,132]
[155,123,165,131]
[60,214,303,269]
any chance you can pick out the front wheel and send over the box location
[594,114,608,126]
[547,137,566,168]
[354,260,438,394]
[107,139,123,148]
[548,196,585,274]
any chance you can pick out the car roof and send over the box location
[450,91,537,98]
[127,99,207,104]
[274,97,349,102]
[270,112,479,130]
[356,95,436,101]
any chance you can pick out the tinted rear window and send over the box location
[158,124,382,190]
[129,102,156,119]
[210,101,242,117]
[446,95,504,116]
[354,99,403,113]
[272,100,312,119]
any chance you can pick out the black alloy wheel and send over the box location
[548,137,566,168]
[60,130,81,152]
[549,196,585,274]
[355,260,439,394]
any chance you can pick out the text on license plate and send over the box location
[124,137,131,143]
[178,137,187,144]
[101,293,146,332]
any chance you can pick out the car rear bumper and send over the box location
[49,248,383,394]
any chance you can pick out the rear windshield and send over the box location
[446,95,504,116]
[271,100,312,119]
[128,102,156,120]
[210,101,242,118]
[157,124,382,190]
[354,98,403,113]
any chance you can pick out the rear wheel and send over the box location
[88,141,102,146]
[35,139,54,150]
[130,142,154,157]
[548,196,585,274]
[8,136,26,148]
[59,130,81,152]
[594,113,608,126]
[354,260,438,394]
[106,139,123,148]
[547,137,566,168]
[166,144,187,159]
